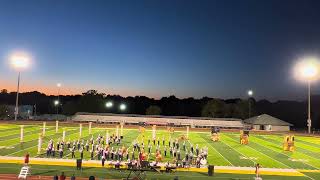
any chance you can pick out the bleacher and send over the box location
[72,113,244,129]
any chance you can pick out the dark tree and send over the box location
[146,105,161,115]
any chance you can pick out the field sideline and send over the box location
[0,122,319,179]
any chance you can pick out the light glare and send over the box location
[248,90,253,96]
[10,53,30,69]
[54,100,59,106]
[294,57,320,82]
[106,101,113,108]
[119,104,126,111]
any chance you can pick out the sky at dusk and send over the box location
[1,0,320,100]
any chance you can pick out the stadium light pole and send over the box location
[54,100,59,114]
[294,57,319,134]
[10,52,30,120]
[247,90,253,118]
[56,83,61,115]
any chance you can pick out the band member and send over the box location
[59,148,63,158]
[77,140,80,150]
[90,150,94,160]
[148,144,151,154]
[126,151,129,160]
[71,147,75,158]
[85,140,89,151]
[80,147,84,159]
[102,154,105,167]
[52,147,56,157]
[255,163,261,178]
[177,149,181,160]
[196,144,199,156]
[164,146,167,156]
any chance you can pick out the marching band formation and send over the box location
[44,132,209,168]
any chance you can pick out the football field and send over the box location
[0,122,319,179]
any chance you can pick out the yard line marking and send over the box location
[0,127,56,145]
[5,128,79,156]
[256,135,320,166]
[301,172,316,180]
[223,134,290,169]
[219,134,256,166]
[195,133,233,166]
[0,126,38,136]
[268,136,320,160]
[251,135,320,170]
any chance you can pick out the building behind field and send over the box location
[244,114,293,131]
[72,112,244,129]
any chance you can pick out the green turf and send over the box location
[0,123,320,179]
[0,163,318,180]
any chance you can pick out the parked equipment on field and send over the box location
[211,127,220,142]
[283,134,295,151]
[167,123,175,134]
[240,130,249,145]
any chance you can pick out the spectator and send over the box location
[53,174,58,180]
[59,172,66,180]
[71,174,76,180]
[24,152,30,165]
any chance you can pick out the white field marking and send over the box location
[240,156,257,160]
[301,173,316,180]
[0,146,14,149]
[0,126,38,136]
[194,133,233,166]
[266,135,320,159]
[250,135,320,170]
[0,128,58,147]
[0,127,58,144]
[223,134,291,169]
[219,134,256,166]
[289,158,308,163]
[6,128,80,156]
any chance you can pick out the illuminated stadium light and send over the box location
[294,56,320,82]
[293,56,320,134]
[9,51,32,121]
[106,101,113,108]
[119,104,126,111]
[10,52,30,70]
[54,100,59,106]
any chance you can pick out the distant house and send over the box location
[244,114,293,131]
